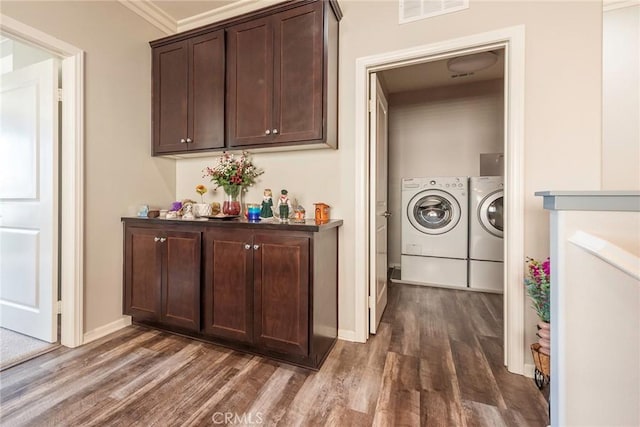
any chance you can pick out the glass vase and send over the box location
[222,186,242,216]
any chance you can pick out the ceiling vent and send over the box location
[399,0,469,24]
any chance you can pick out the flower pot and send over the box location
[193,203,211,218]
[537,321,550,356]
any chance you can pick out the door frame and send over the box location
[1,15,85,348]
[353,26,526,374]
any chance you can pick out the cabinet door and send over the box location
[153,40,189,154]
[272,2,323,144]
[253,233,309,356]
[124,227,162,321]
[160,231,201,331]
[188,30,225,151]
[226,17,274,147]
[203,228,254,342]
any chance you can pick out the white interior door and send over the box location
[369,72,389,334]
[0,58,59,342]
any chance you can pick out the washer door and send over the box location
[408,190,461,235]
[479,190,504,238]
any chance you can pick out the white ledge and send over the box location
[535,191,640,212]
[569,230,640,281]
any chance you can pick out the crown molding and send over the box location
[177,0,287,32]
[603,0,639,11]
[118,0,177,35]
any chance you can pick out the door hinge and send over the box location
[57,88,63,102]
[368,295,375,308]
[57,300,62,314]
[368,99,374,113]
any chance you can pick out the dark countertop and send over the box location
[121,216,343,232]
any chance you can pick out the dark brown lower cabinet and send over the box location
[122,218,340,369]
[203,228,254,343]
[253,233,309,356]
[124,226,201,332]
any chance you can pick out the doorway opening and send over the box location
[0,14,85,358]
[0,35,61,369]
[355,26,526,374]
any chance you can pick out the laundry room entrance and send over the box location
[381,49,505,293]
[356,27,526,374]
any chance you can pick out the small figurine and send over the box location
[293,205,306,223]
[182,202,195,220]
[137,205,149,218]
[210,202,221,216]
[260,188,274,218]
[277,189,292,223]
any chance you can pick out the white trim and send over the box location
[118,0,176,35]
[83,316,132,344]
[568,231,640,280]
[1,14,85,348]
[338,328,358,342]
[603,0,639,12]
[524,363,535,378]
[177,0,287,32]
[60,54,85,348]
[354,26,526,373]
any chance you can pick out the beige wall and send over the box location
[343,1,601,347]
[175,1,603,359]
[3,0,604,363]
[602,5,640,190]
[1,1,176,333]
[387,79,504,266]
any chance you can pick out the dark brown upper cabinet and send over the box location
[150,0,340,155]
[152,30,225,155]
[227,1,338,149]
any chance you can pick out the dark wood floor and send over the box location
[0,283,548,426]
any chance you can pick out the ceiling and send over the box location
[152,1,236,21]
[381,49,505,94]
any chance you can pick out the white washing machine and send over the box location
[469,176,504,293]
[401,176,468,288]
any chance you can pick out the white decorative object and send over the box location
[182,203,195,220]
[193,203,212,218]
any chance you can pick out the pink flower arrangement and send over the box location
[202,152,263,198]
[524,257,551,322]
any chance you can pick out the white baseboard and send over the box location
[524,363,535,378]
[83,316,132,345]
[338,328,363,342]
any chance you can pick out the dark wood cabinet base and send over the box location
[122,217,341,370]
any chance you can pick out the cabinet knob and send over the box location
[160,238,166,243]
[253,244,260,250]
[180,138,186,144]
[244,244,251,250]
[186,138,192,143]
[265,129,271,135]
[272,129,278,134]
[154,237,160,242]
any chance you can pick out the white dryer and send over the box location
[468,176,504,293]
[401,176,468,288]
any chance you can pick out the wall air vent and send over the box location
[399,0,469,24]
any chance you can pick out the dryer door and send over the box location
[479,191,504,238]
[408,190,461,235]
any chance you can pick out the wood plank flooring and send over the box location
[0,283,548,426]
